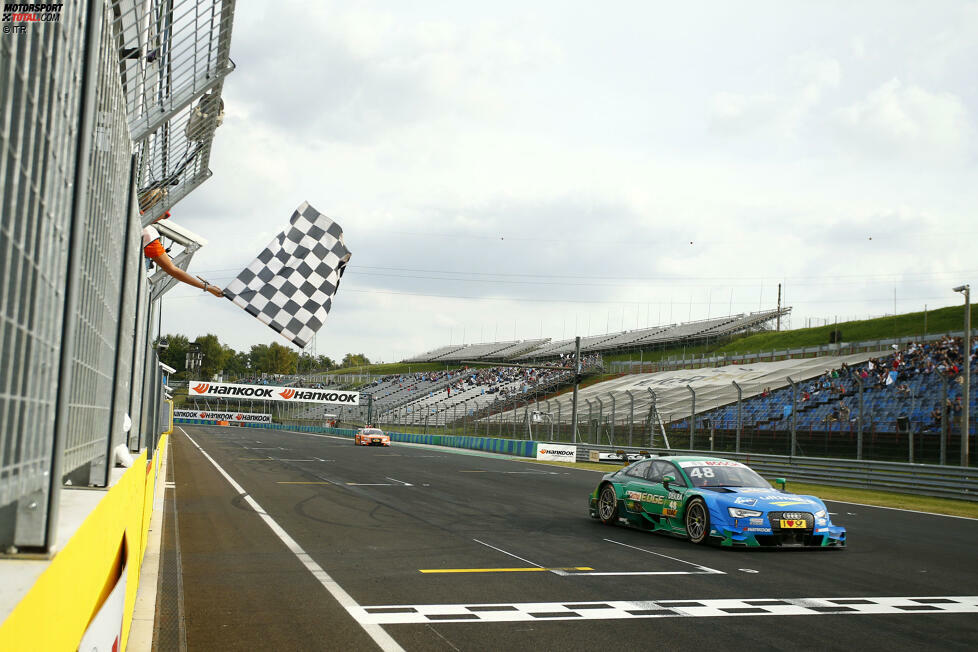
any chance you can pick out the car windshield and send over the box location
[364,429,383,435]
[683,464,771,488]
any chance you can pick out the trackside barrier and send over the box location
[575,444,978,502]
[0,434,169,650]
[174,419,539,457]
[173,420,976,500]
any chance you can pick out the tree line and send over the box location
[156,333,371,379]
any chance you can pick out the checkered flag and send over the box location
[223,201,351,348]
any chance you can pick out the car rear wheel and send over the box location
[597,484,618,525]
[684,498,710,544]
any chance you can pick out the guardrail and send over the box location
[172,418,976,501]
[174,419,538,457]
[575,444,978,502]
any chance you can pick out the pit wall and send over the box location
[0,435,168,651]
[174,419,539,458]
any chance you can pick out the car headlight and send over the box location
[728,507,763,518]
[815,509,826,518]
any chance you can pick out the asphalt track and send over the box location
[165,424,978,651]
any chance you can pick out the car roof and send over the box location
[622,455,740,471]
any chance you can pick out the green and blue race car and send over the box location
[589,455,846,548]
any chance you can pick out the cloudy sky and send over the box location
[162,0,978,363]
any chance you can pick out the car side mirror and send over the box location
[776,477,786,491]
[663,474,675,488]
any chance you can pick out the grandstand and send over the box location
[486,351,882,428]
[683,337,978,437]
[376,366,575,427]
[436,340,540,362]
[481,339,550,361]
[402,344,467,362]
[482,335,976,459]
[401,308,788,362]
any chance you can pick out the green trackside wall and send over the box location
[173,419,539,458]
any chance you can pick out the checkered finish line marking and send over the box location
[350,596,978,624]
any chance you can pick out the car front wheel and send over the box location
[597,484,619,525]
[684,498,710,544]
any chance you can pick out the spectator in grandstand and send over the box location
[142,211,223,297]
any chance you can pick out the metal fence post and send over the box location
[557,403,562,441]
[908,391,915,465]
[43,0,106,550]
[627,390,635,447]
[586,399,593,443]
[512,404,516,439]
[570,336,582,445]
[686,385,695,450]
[732,381,743,453]
[940,375,948,465]
[609,393,616,446]
[594,396,604,444]
[787,376,797,458]
[856,375,864,460]
[596,397,604,444]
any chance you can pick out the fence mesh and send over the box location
[0,0,237,550]
[0,4,88,520]
[62,6,136,483]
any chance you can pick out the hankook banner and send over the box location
[536,443,577,462]
[188,381,360,405]
[174,409,273,423]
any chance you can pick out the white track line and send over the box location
[824,499,978,521]
[178,427,404,652]
[603,538,724,574]
[472,539,543,568]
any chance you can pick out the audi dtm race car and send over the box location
[589,455,846,548]
[354,428,391,446]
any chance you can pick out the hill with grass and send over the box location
[603,303,976,364]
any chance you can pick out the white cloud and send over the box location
[834,78,974,161]
[709,53,840,140]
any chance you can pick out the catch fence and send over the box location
[0,0,237,553]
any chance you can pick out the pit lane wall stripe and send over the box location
[351,596,978,624]
[0,435,169,651]
[173,419,540,458]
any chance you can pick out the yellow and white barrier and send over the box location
[0,434,168,651]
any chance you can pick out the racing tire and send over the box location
[597,484,619,525]
[684,498,710,544]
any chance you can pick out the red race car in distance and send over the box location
[354,427,391,446]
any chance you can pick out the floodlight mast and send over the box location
[953,284,970,467]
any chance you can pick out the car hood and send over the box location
[705,487,822,511]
